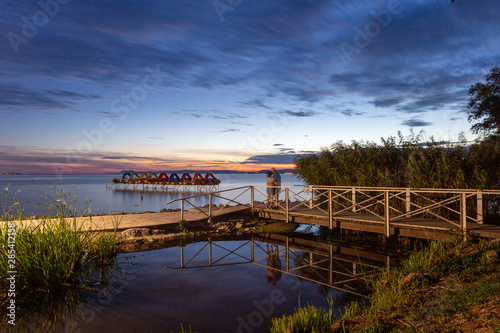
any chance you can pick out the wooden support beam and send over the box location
[251,186,254,211]
[477,191,483,224]
[309,185,313,208]
[460,192,467,240]
[384,190,390,237]
[352,188,356,212]
[329,189,333,229]
[208,193,212,222]
[405,188,411,217]
[285,188,289,223]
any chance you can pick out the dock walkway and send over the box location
[166,185,500,241]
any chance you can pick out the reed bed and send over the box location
[0,189,118,305]
[294,133,500,222]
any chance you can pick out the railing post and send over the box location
[477,191,483,224]
[251,186,255,211]
[329,189,333,229]
[180,199,184,221]
[309,185,313,208]
[352,187,356,212]
[384,190,390,237]
[208,193,212,223]
[461,192,467,240]
[405,188,411,218]
[285,188,289,223]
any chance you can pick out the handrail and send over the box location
[251,184,500,194]
[164,184,500,240]
[165,185,252,205]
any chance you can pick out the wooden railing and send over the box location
[252,185,500,238]
[165,186,252,222]
[166,185,500,238]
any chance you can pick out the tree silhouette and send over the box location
[467,67,500,136]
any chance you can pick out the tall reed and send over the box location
[0,189,119,297]
[294,132,500,220]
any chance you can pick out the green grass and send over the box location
[177,219,191,235]
[0,190,119,297]
[270,295,336,333]
[436,272,500,315]
[270,237,500,332]
[171,325,196,333]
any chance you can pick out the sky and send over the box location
[0,0,499,174]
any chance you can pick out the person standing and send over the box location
[271,167,281,205]
[266,170,277,208]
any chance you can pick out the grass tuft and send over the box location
[0,190,119,300]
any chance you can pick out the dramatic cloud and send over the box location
[372,98,403,108]
[241,154,296,165]
[402,118,433,127]
[0,0,498,172]
[281,110,317,117]
[341,109,365,117]
[218,129,241,133]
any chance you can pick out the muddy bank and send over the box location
[115,219,298,253]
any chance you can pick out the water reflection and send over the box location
[1,259,139,333]
[4,233,392,332]
[168,233,390,299]
[266,245,282,285]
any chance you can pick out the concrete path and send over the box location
[12,205,251,232]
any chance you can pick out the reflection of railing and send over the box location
[166,235,389,298]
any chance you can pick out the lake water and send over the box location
[16,232,393,333]
[0,173,303,217]
[1,174,403,332]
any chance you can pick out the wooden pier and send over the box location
[166,185,500,241]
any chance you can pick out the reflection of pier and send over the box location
[166,234,390,298]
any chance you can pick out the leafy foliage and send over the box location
[468,66,500,136]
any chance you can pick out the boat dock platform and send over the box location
[106,172,221,192]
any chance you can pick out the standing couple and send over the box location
[266,167,281,209]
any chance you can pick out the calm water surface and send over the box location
[0,174,302,216]
[21,232,390,333]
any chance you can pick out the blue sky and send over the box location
[0,0,499,174]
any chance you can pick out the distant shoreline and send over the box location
[0,169,296,176]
